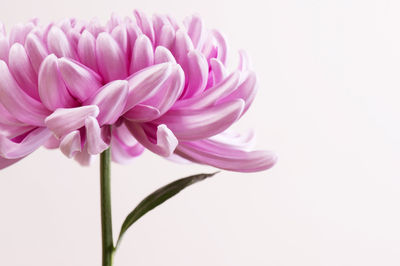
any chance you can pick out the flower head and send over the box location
[0,11,276,172]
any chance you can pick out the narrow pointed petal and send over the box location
[9,22,34,44]
[0,128,52,159]
[175,140,277,172]
[0,61,49,126]
[45,105,99,138]
[157,99,244,141]
[124,104,160,122]
[85,80,128,125]
[125,23,141,59]
[125,122,178,157]
[43,135,60,149]
[142,64,184,116]
[134,10,155,44]
[210,58,226,85]
[158,25,175,50]
[0,36,9,63]
[173,29,194,64]
[8,43,40,100]
[85,116,108,155]
[124,62,172,112]
[180,50,208,99]
[60,130,81,158]
[129,34,154,74]
[73,147,94,166]
[111,25,128,55]
[111,123,144,163]
[87,18,106,38]
[38,54,78,110]
[185,14,204,48]
[25,33,48,74]
[154,46,176,64]
[77,30,98,72]
[58,57,102,102]
[152,14,170,45]
[212,29,227,64]
[96,32,128,82]
[47,26,77,59]
[174,71,240,109]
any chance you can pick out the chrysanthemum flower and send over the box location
[0,11,276,172]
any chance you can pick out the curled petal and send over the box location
[154,46,176,64]
[173,29,194,64]
[38,54,78,110]
[157,99,244,141]
[124,104,160,122]
[0,127,52,159]
[124,62,173,112]
[43,135,61,149]
[85,80,128,125]
[184,14,204,48]
[60,130,81,158]
[210,58,226,85]
[174,71,240,109]
[212,29,227,64]
[25,33,48,74]
[180,50,208,99]
[125,122,178,157]
[175,139,277,172]
[58,57,102,102]
[77,30,98,72]
[8,43,40,100]
[134,10,155,44]
[96,32,128,82]
[0,60,49,126]
[47,26,77,59]
[85,116,109,155]
[111,123,144,163]
[0,35,9,63]
[45,105,99,138]
[73,146,93,166]
[129,34,154,74]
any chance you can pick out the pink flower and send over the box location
[0,11,276,172]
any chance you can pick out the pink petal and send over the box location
[157,25,175,50]
[184,14,204,49]
[45,105,99,138]
[175,139,277,173]
[173,29,194,64]
[237,50,251,71]
[0,60,49,126]
[9,22,34,44]
[0,35,9,63]
[212,29,227,64]
[85,116,109,155]
[87,18,106,38]
[125,23,141,59]
[47,26,77,59]
[125,122,178,157]
[111,123,144,163]
[73,146,94,166]
[25,33,48,74]
[174,71,240,109]
[84,80,128,125]
[152,14,170,45]
[58,57,102,102]
[157,99,244,141]
[134,10,155,44]
[154,46,176,64]
[60,130,81,158]
[0,157,23,169]
[129,34,154,74]
[43,135,60,149]
[124,104,160,122]
[180,50,208,99]
[38,54,78,110]
[124,62,173,112]
[8,43,40,100]
[0,127,52,159]
[77,30,99,72]
[210,58,226,85]
[111,25,128,55]
[96,32,128,82]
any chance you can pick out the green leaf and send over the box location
[116,172,219,248]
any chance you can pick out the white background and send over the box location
[1,0,400,265]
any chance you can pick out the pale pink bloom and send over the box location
[0,11,276,172]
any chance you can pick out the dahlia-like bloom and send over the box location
[0,11,276,172]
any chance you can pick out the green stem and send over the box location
[100,148,114,266]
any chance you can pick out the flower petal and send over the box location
[58,57,102,102]
[9,22,34,44]
[175,139,277,172]
[210,58,226,85]
[111,25,128,55]
[212,29,227,64]
[77,30,99,72]
[85,116,109,155]
[25,33,48,74]
[124,62,173,112]
[129,34,154,74]
[47,26,77,59]
[0,35,9,63]
[157,24,175,50]
[85,80,128,125]
[157,99,244,141]
[0,157,23,169]
[180,50,208,99]
[45,105,99,138]
[8,43,40,100]
[0,60,50,126]
[38,54,78,110]
[96,32,128,82]
[73,146,94,166]
[60,130,81,158]
[0,127,52,159]
[154,46,176,64]
[124,104,160,122]
[184,14,204,49]
[134,10,155,44]
[111,123,144,163]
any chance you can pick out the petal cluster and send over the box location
[0,12,276,172]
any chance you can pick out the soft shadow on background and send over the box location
[0,0,399,265]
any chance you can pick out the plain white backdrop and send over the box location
[0,0,400,265]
